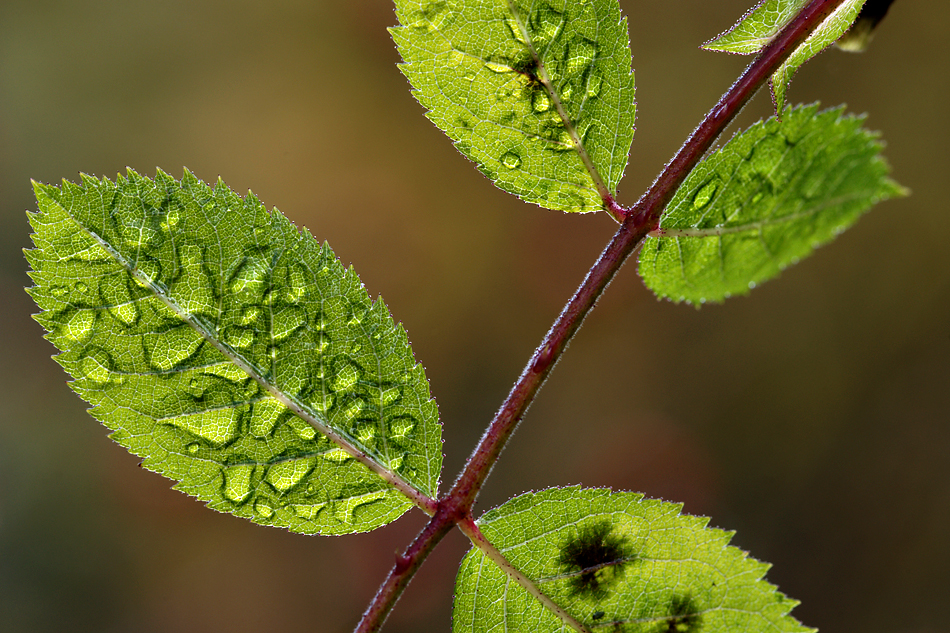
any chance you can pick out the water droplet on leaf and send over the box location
[531,91,551,112]
[254,500,274,518]
[692,180,719,210]
[223,464,254,503]
[500,151,522,169]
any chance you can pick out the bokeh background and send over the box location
[1,1,947,631]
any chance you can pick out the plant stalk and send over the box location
[354,0,850,630]
[445,0,850,513]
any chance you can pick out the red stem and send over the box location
[445,0,849,513]
[354,0,849,630]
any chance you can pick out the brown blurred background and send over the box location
[1,1,947,631]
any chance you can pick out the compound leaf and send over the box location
[704,0,867,113]
[391,0,636,213]
[638,104,905,305]
[25,169,441,535]
[454,487,812,633]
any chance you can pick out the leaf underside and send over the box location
[391,0,636,213]
[454,487,813,633]
[704,0,867,112]
[638,104,904,305]
[26,170,441,535]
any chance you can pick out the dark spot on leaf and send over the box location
[592,610,606,620]
[660,594,702,633]
[557,520,633,599]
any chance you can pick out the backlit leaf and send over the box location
[25,169,441,535]
[391,0,636,213]
[638,104,905,305]
[454,487,812,633]
[704,0,868,113]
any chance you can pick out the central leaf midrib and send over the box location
[505,0,611,206]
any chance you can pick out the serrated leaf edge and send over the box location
[28,171,439,516]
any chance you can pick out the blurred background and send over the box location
[1,1,947,631]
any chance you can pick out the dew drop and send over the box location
[484,60,513,73]
[250,397,285,438]
[266,457,315,493]
[355,423,377,443]
[332,363,360,392]
[186,442,200,454]
[224,325,255,349]
[553,130,576,151]
[505,17,527,44]
[347,303,367,325]
[565,39,598,77]
[692,180,719,210]
[175,245,216,317]
[499,151,523,171]
[272,306,306,341]
[531,90,551,112]
[254,500,275,518]
[63,310,95,343]
[341,398,365,422]
[380,386,401,407]
[292,503,325,520]
[163,207,180,231]
[188,377,206,397]
[322,448,353,463]
[149,326,203,371]
[389,454,406,471]
[532,5,564,44]
[133,259,161,287]
[223,464,254,503]
[81,350,114,384]
[389,417,417,439]
[169,406,241,446]
[50,285,69,298]
[286,417,317,441]
[586,74,602,98]
[333,491,389,524]
[74,281,89,294]
[229,256,269,299]
[310,392,334,414]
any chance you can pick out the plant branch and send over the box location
[354,1,850,631]
[443,0,850,514]
[354,504,458,633]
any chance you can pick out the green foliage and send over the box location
[391,0,636,213]
[25,170,441,535]
[454,487,811,633]
[638,104,904,304]
[705,0,867,112]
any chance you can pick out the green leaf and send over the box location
[638,104,905,305]
[454,487,811,633]
[391,0,636,213]
[704,1,812,55]
[704,0,867,113]
[25,169,441,535]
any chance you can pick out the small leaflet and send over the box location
[454,487,814,633]
[391,0,636,213]
[704,0,868,113]
[638,104,905,305]
[25,169,442,535]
